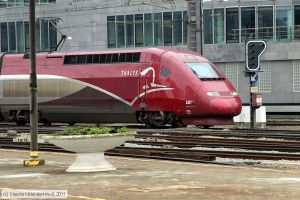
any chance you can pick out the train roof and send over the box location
[1,47,207,67]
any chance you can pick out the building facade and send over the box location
[201,0,300,113]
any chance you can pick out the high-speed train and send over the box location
[0,47,242,127]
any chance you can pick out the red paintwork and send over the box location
[1,47,242,125]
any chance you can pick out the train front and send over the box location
[167,50,242,126]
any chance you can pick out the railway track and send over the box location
[2,132,300,163]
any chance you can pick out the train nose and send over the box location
[210,98,241,116]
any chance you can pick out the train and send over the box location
[0,47,242,127]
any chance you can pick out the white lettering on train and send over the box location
[121,70,139,76]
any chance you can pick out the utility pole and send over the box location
[24,0,44,166]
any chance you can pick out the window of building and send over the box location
[241,7,255,42]
[144,14,153,46]
[0,20,57,53]
[214,8,224,44]
[1,23,8,52]
[183,11,187,45]
[258,62,272,93]
[35,20,40,51]
[135,14,144,47]
[173,11,182,45]
[24,21,29,52]
[258,6,273,41]
[294,5,300,40]
[163,12,172,46]
[276,6,292,42]
[125,15,134,47]
[116,15,125,48]
[41,20,49,51]
[107,11,187,48]
[203,9,213,44]
[107,16,116,48]
[8,22,16,52]
[226,7,239,43]
[16,21,24,52]
[293,60,300,92]
[154,13,163,46]
[0,0,55,8]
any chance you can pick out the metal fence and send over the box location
[230,25,300,43]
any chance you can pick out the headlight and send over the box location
[207,91,220,96]
[231,91,239,96]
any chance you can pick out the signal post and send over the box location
[245,40,267,128]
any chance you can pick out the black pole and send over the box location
[29,0,38,152]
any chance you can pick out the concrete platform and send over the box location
[0,149,300,200]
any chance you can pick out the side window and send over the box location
[161,67,169,77]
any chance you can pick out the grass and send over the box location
[52,125,132,136]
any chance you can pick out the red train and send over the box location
[0,47,242,127]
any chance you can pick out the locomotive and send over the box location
[0,47,242,127]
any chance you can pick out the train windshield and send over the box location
[186,62,219,78]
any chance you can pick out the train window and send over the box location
[186,62,219,78]
[119,53,126,62]
[106,54,112,63]
[64,55,77,64]
[86,55,93,63]
[77,55,86,64]
[126,53,133,62]
[133,53,141,62]
[99,54,106,63]
[112,54,119,63]
[93,54,100,63]
[161,67,169,77]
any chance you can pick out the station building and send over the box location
[0,0,300,115]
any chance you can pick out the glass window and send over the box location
[161,67,169,77]
[294,5,300,40]
[24,21,29,52]
[214,8,224,44]
[226,7,239,43]
[241,7,255,42]
[186,62,219,78]
[116,15,125,48]
[107,16,116,48]
[0,0,7,7]
[183,11,187,45]
[41,20,49,51]
[276,6,292,42]
[203,9,213,44]
[258,6,273,41]
[135,14,144,47]
[35,20,40,51]
[125,15,134,47]
[15,0,24,6]
[49,21,57,51]
[144,14,153,46]
[173,11,182,45]
[7,0,15,7]
[16,21,24,52]
[1,23,8,52]
[163,12,172,46]
[8,22,16,52]
[154,13,163,46]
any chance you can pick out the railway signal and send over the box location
[245,40,267,72]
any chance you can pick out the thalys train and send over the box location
[0,47,242,127]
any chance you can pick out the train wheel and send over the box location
[171,120,186,128]
[145,122,155,128]
[16,120,26,126]
[43,121,52,126]
[199,125,211,129]
[68,122,76,126]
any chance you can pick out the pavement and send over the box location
[0,149,300,200]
